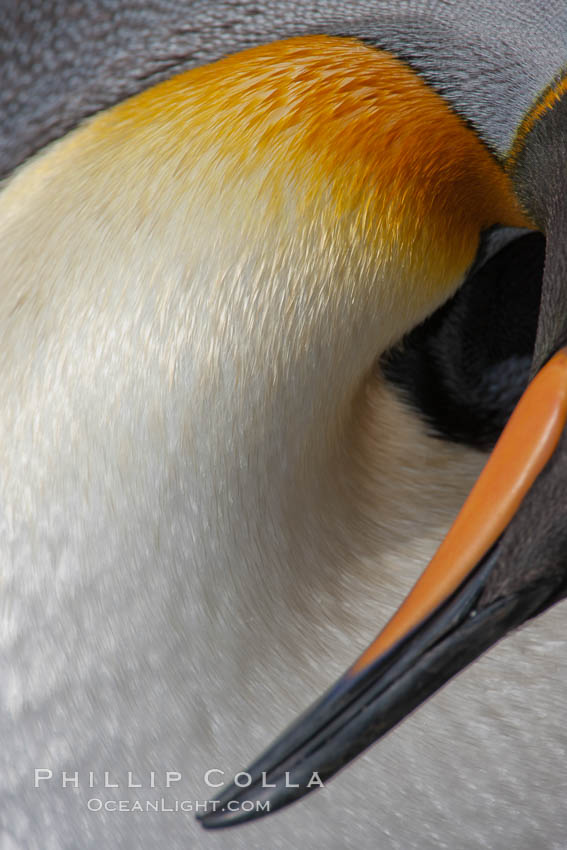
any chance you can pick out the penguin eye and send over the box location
[382,228,546,449]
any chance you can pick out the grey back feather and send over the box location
[2,0,566,177]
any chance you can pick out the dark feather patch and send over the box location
[382,229,545,450]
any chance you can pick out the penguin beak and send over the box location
[198,94,567,830]
[199,354,567,827]
[198,336,567,828]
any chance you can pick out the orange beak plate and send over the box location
[199,348,567,829]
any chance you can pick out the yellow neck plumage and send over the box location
[0,36,530,496]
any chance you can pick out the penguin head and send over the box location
[189,8,567,830]
[4,0,567,831]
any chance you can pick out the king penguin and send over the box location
[1,2,567,849]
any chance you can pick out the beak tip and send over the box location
[196,786,277,830]
[197,760,329,829]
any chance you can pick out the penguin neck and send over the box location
[0,34,530,583]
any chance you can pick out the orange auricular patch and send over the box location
[93,35,530,288]
[508,71,567,166]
